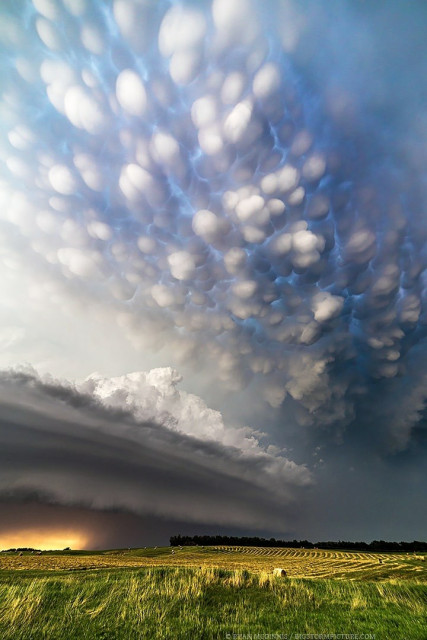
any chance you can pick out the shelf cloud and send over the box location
[0,367,311,532]
[0,0,426,544]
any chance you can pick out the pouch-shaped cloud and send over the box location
[64,85,109,134]
[192,209,228,243]
[116,69,147,116]
[167,251,196,281]
[0,0,426,456]
[48,165,78,195]
[253,63,281,100]
[311,292,344,323]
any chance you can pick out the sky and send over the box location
[0,0,426,550]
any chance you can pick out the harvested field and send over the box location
[1,546,426,582]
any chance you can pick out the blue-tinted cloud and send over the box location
[1,0,427,469]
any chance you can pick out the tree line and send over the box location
[170,535,427,552]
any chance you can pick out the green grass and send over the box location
[0,547,426,639]
[0,566,426,640]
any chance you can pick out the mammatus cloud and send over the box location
[0,367,311,531]
[0,0,426,501]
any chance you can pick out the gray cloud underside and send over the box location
[0,369,311,531]
[0,501,262,549]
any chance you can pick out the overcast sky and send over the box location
[0,0,426,549]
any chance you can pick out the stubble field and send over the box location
[0,546,426,639]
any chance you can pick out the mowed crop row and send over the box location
[0,546,426,581]
[204,546,427,580]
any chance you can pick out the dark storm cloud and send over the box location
[0,368,311,532]
[0,0,426,543]
[0,501,300,550]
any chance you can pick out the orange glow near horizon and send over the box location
[0,529,90,551]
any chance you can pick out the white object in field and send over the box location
[273,567,287,577]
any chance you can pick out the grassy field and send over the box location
[0,546,426,639]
